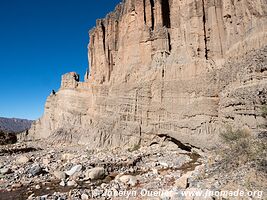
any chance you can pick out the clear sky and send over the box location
[0,0,121,120]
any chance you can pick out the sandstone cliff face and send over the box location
[29,0,267,149]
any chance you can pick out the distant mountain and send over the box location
[0,117,33,133]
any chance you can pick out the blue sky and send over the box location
[0,0,121,120]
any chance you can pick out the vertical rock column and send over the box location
[154,0,163,28]
[205,0,225,59]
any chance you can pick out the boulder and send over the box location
[28,165,42,176]
[67,180,77,187]
[65,164,82,176]
[81,194,89,200]
[62,153,75,161]
[175,172,193,189]
[118,175,138,187]
[42,158,50,166]
[0,168,12,175]
[85,167,105,180]
[17,156,30,164]
[53,171,66,180]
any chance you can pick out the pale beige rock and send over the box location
[175,171,194,189]
[61,153,75,161]
[27,0,267,149]
[11,183,23,189]
[0,168,11,175]
[61,72,79,89]
[17,156,30,164]
[67,180,77,187]
[65,164,82,176]
[85,167,105,180]
[59,180,65,187]
[53,171,66,180]
[81,194,89,200]
[35,185,41,190]
[117,174,138,186]
[42,158,50,166]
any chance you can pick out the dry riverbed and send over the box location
[0,140,265,199]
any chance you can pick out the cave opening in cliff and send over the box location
[161,0,171,28]
[150,0,155,30]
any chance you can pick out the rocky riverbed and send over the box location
[0,139,266,200]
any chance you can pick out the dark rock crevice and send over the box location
[150,0,155,30]
[202,0,208,60]
[158,134,192,152]
[143,0,147,24]
[134,90,138,121]
[168,32,172,52]
[107,48,113,81]
[101,21,106,53]
[161,0,171,28]
[115,21,119,51]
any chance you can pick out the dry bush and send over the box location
[128,143,141,152]
[219,127,267,173]
[261,105,267,118]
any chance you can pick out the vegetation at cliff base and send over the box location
[219,126,266,173]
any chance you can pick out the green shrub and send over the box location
[219,127,267,173]
[220,126,250,143]
[128,144,140,152]
[261,105,267,118]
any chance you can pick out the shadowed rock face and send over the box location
[0,131,17,145]
[28,0,267,149]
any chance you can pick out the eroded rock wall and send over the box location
[29,0,267,149]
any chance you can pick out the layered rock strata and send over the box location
[29,0,267,149]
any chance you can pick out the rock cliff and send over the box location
[29,0,267,149]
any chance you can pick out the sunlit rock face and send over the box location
[28,0,267,149]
